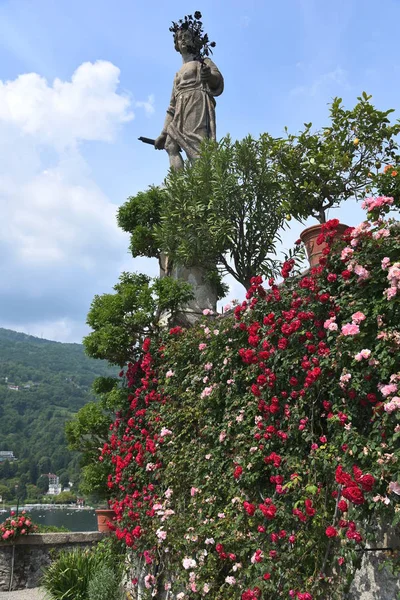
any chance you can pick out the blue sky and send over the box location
[1,0,400,342]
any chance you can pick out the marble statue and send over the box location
[154,26,224,170]
[146,14,224,326]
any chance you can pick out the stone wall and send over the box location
[0,532,104,591]
[347,551,400,600]
[346,523,400,600]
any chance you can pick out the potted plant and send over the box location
[275,93,400,266]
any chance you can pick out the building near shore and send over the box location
[47,473,61,495]
[0,451,16,462]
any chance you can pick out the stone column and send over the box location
[159,253,217,327]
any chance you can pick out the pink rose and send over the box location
[351,311,366,325]
[381,383,397,397]
[355,349,371,361]
[389,481,400,495]
[341,247,354,261]
[354,265,369,280]
[342,323,360,336]
[385,286,397,300]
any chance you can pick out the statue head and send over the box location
[169,12,216,60]
[174,28,202,57]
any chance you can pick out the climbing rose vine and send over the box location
[100,198,400,599]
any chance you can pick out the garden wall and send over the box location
[346,524,400,600]
[0,532,104,591]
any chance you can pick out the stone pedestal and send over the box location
[159,253,217,327]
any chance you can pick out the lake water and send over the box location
[2,507,97,532]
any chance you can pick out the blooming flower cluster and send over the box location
[0,511,37,540]
[100,197,400,599]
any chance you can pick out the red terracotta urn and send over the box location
[300,223,349,268]
[95,508,115,533]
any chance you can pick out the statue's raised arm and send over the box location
[154,12,224,170]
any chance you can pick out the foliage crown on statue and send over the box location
[169,11,216,61]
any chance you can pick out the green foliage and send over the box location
[84,271,194,366]
[157,134,286,289]
[92,535,125,574]
[372,162,400,203]
[87,539,125,600]
[276,93,400,223]
[36,474,49,494]
[87,565,124,600]
[42,538,125,600]
[53,491,77,504]
[0,483,11,501]
[66,402,110,463]
[42,547,101,600]
[117,185,165,258]
[0,328,114,498]
[36,524,70,533]
[66,395,122,501]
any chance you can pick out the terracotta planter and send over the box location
[300,223,349,268]
[95,508,114,533]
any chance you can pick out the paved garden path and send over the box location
[0,589,46,599]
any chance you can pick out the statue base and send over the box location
[159,254,217,327]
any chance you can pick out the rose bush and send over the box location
[1,511,37,541]
[99,197,400,599]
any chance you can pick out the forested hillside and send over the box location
[0,328,114,501]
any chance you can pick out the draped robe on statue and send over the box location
[165,58,224,159]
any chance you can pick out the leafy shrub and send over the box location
[36,524,70,533]
[87,564,124,600]
[41,547,101,600]
[42,538,125,600]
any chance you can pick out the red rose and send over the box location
[142,337,151,352]
[304,499,316,516]
[169,326,182,335]
[233,466,243,479]
[243,501,256,516]
[335,466,353,486]
[325,526,338,538]
[338,500,348,512]
[259,503,277,520]
[359,474,375,492]
[342,486,365,505]
[248,335,260,347]
[278,337,288,350]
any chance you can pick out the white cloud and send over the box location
[2,318,90,345]
[0,61,152,342]
[135,94,155,116]
[0,60,134,150]
[290,66,350,97]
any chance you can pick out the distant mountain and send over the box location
[0,327,114,498]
